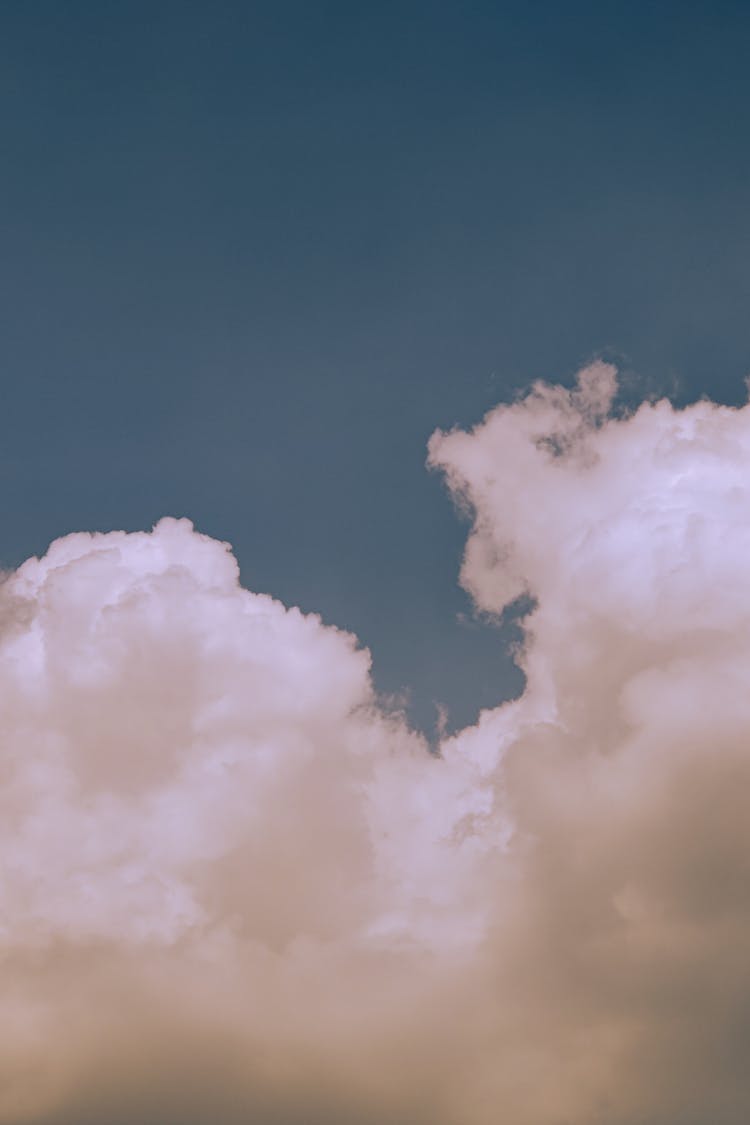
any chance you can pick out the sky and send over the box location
[3,5,750,1124]
[3,1,750,730]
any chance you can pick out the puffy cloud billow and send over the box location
[2,365,750,1124]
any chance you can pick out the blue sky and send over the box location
[2,1,750,730]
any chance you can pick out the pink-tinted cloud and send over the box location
[2,366,750,1123]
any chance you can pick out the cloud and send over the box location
[430,363,750,1122]
[2,366,750,1123]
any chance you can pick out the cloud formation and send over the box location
[2,365,750,1123]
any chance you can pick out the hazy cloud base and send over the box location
[2,365,749,1124]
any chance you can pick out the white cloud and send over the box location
[3,367,750,1123]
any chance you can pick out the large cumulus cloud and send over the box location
[2,365,750,1123]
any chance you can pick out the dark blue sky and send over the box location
[2,1,750,730]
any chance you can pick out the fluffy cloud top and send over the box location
[2,365,750,1124]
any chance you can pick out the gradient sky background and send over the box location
[2,1,750,731]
